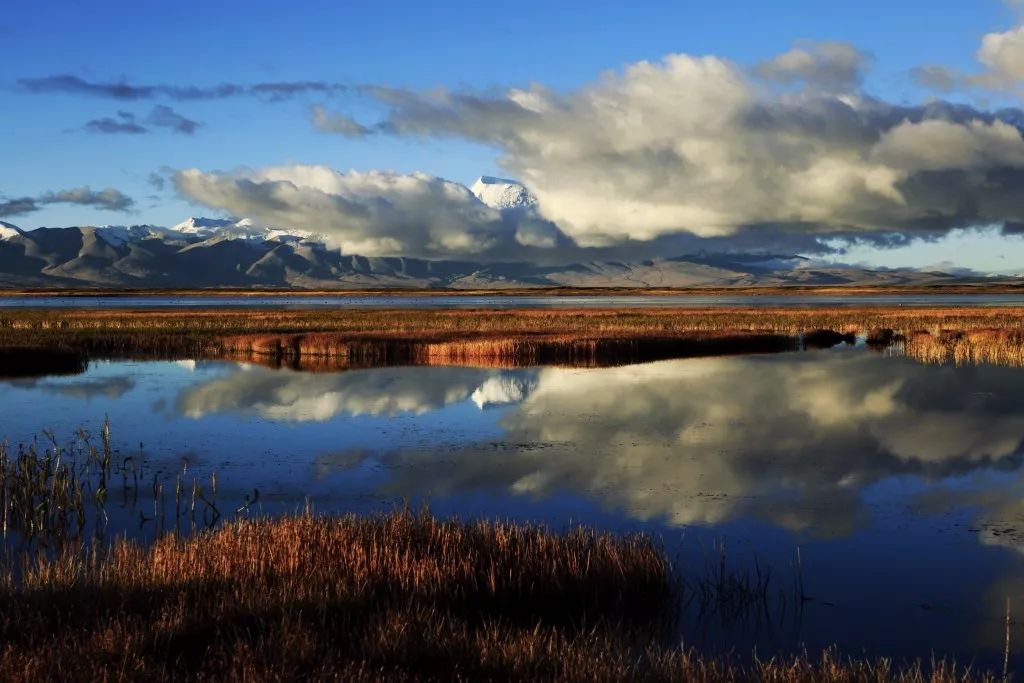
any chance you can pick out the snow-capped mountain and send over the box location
[471,176,538,211]
[172,217,325,244]
[94,224,178,247]
[0,210,1003,290]
[0,221,24,240]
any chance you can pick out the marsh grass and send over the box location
[4,306,1024,369]
[0,508,999,682]
[0,422,1003,681]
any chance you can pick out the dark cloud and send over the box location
[146,105,199,134]
[0,187,135,217]
[0,198,39,218]
[83,106,200,135]
[18,75,347,101]
[84,111,147,134]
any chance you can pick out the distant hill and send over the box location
[0,219,1002,289]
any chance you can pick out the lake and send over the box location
[3,293,1024,308]
[2,343,1024,668]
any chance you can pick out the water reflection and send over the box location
[177,365,538,420]
[5,351,1024,666]
[254,354,1023,538]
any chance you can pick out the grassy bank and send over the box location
[1,307,1024,368]
[0,510,996,682]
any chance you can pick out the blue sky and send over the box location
[4,0,1024,271]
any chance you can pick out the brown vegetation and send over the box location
[0,510,997,682]
[1,307,1024,368]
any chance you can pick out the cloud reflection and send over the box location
[175,354,1024,538]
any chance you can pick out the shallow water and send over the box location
[3,293,1024,308]
[3,346,1024,668]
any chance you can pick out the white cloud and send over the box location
[363,50,1024,246]
[174,166,566,258]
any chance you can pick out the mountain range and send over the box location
[0,177,1007,289]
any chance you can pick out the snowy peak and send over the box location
[172,217,239,232]
[94,224,175,247]
[0,221,23,240]
[471,176,538,211]
[172,217,324,244]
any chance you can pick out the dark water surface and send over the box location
[3,345,1024,668]
[3,293,1024,308]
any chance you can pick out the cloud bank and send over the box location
[328,52,1024,249]
[174,166,567,258]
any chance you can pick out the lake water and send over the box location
[2,293,1024,308]
[3,345,1024,668]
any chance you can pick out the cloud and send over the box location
[187,354,1024,537]
[339,50,1024,248]
[173,165,569,258]
[912,21,1024,93]
[146,105,200,134]
[754,41,871,91]
[0,186,135,217]
[0,197,41,218]
[83,106,200,135]
[18,75,347,101]
[176,365,521,421]
[311,105,372,137]
[84,111,147,134]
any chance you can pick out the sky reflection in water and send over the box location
[2,349,1024,667]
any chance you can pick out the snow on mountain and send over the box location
[0,221,23,240]
[471,176,538,211]
[94,224,176,247]
[172,217,325,244]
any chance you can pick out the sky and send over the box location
[5,0,1024,271]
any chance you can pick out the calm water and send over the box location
[3,346,1024,668]
[2,293,1024,308]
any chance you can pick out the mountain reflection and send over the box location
[176,353,1024,536]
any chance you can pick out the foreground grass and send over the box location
[0,510,1000,682]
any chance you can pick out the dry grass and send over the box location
[0,509,997,682]
[896,328,1024,367]
[1,306,1023,368]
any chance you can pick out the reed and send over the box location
[0,508,998,682]
[4,306,1024,369]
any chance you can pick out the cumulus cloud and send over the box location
[335,50,1024,248]
[912,21,1024,92]
[754,41,871,91]
[0,186,135,217]
[18,75,348,101]
[173,165,568,258]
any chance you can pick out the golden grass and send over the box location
[3,307,1024,368]
[0,510,998,682]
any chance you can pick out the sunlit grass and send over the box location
[3,306,1024,368]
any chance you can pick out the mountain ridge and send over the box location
[0,220,1004,290]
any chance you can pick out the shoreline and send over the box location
[2,283,1024,298]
